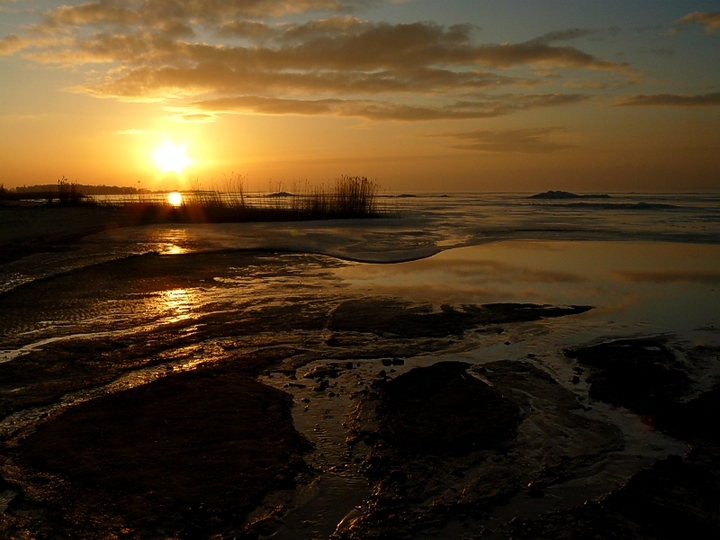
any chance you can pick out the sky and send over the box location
[1,0,719,192]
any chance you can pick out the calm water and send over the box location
[3,191,720,355]
[3,191,720,294]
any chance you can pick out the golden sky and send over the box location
[1,1,719,191]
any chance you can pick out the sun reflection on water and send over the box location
[161,288,193,323]
[158,228,189,255]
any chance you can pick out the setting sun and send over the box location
[153,142,191,174]
[167,191,183,206]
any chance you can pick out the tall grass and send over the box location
[105,175,381,224]
[56,176,85,205]
[333,175,377,216]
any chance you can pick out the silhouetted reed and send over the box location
[100,175,381,224]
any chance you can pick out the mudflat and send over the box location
[1,217,719,539]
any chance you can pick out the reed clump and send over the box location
[108,175,381,224]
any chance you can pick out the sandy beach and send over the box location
[1,203,720,539]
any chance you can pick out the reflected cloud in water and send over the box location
[335,241,720,344]
[614,270,720,284]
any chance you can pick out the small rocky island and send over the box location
[529,191,611,200]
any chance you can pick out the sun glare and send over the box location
[153,141,191,174]
[168,191,183,206]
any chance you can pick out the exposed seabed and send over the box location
[1,202,720,538]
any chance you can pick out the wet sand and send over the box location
[1,208,720,539]
[0,204,135,264]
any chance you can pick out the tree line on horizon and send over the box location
[10,183,152,195]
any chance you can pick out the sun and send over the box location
[153,141,191,174]
[167,191,183,206]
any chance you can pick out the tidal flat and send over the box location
[1,196,720,539]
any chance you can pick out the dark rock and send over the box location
[565,338,690,419]
[314,380,330,392]
[328,299,592,339]
[528,191,611,200]
[13,366,310,538]
[374,362,522,456]
[303,365,341,379]
[510,454,720,539]
[527,481,545,498]
[388,469,408,484]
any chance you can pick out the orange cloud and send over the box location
[187,93,588,122]
[615,92,720,107]
[41,4,140,29]
[0,34,23,55]
[674,11,720,34]
[3,4,631,122]
[116,128,147,135]
[441,127,576,153]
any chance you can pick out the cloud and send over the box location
[615,92,720,107]
[674,11,720,34]
[529,28,596,45]
[0,33,62,56]
[35,1,371,32]
[646,48,675,56]
[0,33,23,55]
[440,127,575,153]
[41,4,140,29]
[472,42,630,71]
[78,63,532,101]
[116,128,147,135]
[166,111,219,123]
[188,93,588,122]
[3,3,629,122]
[62,19,625,103]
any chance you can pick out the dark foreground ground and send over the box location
[0,249,719,539]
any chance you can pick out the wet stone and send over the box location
[565,337,691,418]
[375,362,522,456]
[303,365,341,379]
[328,298,591,339]
[509,454,720,540]
[314,379,330,392]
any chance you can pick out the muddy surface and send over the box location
[321,339,720,540]
[0,249,609,539]
[505,338,720,540]
[0,205,134,265]
[339,359,629,539]
[4,364,309,539]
